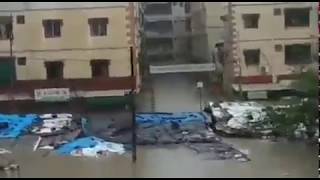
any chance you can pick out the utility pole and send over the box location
[9,13,15,113]
[9,14,13,57]
[130,46,137,163]
[222,2,234,99]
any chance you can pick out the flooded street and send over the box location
[1,137,317,178]
[0,73,318,178]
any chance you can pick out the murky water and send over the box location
[0,138,317,178]
[0,73,318,178]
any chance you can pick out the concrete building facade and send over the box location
[140,2,192,66]
[190,2,226,64]
[227,2,318,93]
[0,2,141,103]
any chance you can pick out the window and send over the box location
[43,19,63,38]
[0,23,12,40]
[88,18,108,36]
[243,49,260,66]
[285,44,311,65]
[180,2,184,7]
[16,15,25,24]
[242,14,260,29]
[273,8,281,15]
[45,61,63,79]
[284,8,310,27]
[17,57,26,66]
[90,60,110,78]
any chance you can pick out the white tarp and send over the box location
[0,148,11,154]
[70,141,126,158]
[32,114,73,135]
[213,102,266,130]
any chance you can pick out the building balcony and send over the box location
[144,14,172,22]
[145,31,174,38]
[146,47,173,56]
[174,31,192,38]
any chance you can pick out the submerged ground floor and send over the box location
[0,73,317,178]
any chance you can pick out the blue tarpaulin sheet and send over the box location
[0,114,40,138]
[136,112,207,127]
[56,136,104,156]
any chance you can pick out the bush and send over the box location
[263,69,318,139]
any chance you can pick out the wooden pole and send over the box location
[130,46,137,163]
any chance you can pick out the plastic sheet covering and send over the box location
[136,112,208,128]
[0,114,39,138]
[56,136,125,157]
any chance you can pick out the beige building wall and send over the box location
[13,49,131,80]
[0,2,141,99]
[0,7,132,81]
[232,2,318,82]
[190,2,226,62]
[204,2,225,52]
[237,39,316,77]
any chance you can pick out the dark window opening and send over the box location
[45,61,63,79]
[88,18,108,36]
[43,19,62,38]
[0,23,12,40]
[17,57,26,66]
[285,44,311,65]
[284,8,310,27]
[91,60,110,78]
[242,14,260,29]
[243,49,260,66]
[180,2,184,7]
[16,15,25,24]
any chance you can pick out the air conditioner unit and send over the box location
[274,44,283,52]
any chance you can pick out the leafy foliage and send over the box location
[263,69,318,138]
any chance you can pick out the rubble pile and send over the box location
[0,112,250,162]
[210,102,271,137]
[96,112,250,162]
[56,136,125,157]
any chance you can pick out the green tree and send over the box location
[264,69,318,138]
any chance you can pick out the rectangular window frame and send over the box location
[88,18,109,37]
[45,61,64,80]
[284,8,310,28]
[242,14,260,29]
[285,44,312,65]
[243,49,260,66]
[43,19,63,38]
[90,59,110,78]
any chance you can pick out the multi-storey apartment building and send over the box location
[190,2,226,65]
[223,2,318,97]
[140,2,191,66]
[0,2,140,106]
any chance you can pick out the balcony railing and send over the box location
[145,31,174,38]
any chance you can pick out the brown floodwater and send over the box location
[0,137,317,178]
